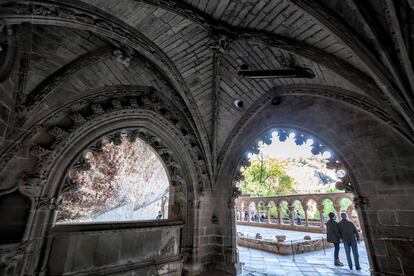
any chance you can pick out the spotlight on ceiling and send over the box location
[233,99,243,109]
[238,65,315,79]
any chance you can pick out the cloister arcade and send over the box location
[235,192,358,232]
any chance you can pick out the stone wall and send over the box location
[237,221,326,234]
[47,222,182,276]
[237,236,333,255]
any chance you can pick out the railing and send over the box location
[235,192,359,231]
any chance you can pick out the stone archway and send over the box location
[215,95,414,274]
[0,87,209,275]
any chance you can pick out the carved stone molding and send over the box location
[1,87,210,196]
[1,88,210,205]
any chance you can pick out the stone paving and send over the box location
[237,226,371,275]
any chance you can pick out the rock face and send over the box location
[57,138,169,223]
[284,156,338,193]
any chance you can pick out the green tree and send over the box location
[238,152,296,196]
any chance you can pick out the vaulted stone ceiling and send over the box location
[0,0,413,167]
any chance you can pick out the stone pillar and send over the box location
[277,208,282,224]
[265,207,270,224]
[288,205,295,226]
[317,204,325,229]
[346,206,353,219]
[305,209,309,226]
[333,204,341,221]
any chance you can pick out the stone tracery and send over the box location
[232,127,353,199]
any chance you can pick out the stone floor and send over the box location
[237,226,371,275]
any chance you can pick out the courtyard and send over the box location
[237,225,370,275]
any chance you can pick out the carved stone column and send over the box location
[277,207,282,225]
[317,204,325,229]
[265,207,270,224]
[346,205,353,218]
[333,204,341,221]
[305,209,309,226]
[288,205,295,226]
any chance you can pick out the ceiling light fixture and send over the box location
[238,64,315,79]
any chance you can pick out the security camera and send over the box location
[233,100,243,109]
[271,96,282,106]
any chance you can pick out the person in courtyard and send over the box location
[244,210,249,221]
[296,210,302,225]
[155,211,162,220]
[326,212,344,266]
[338,212,361,270]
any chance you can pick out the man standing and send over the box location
[338,212,361,270]
[326,212,343,266]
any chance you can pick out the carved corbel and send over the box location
[209,27,232,53]
[18,173,46,198]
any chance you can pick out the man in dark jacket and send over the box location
[338,212,361,270]
[326,212,343,266]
